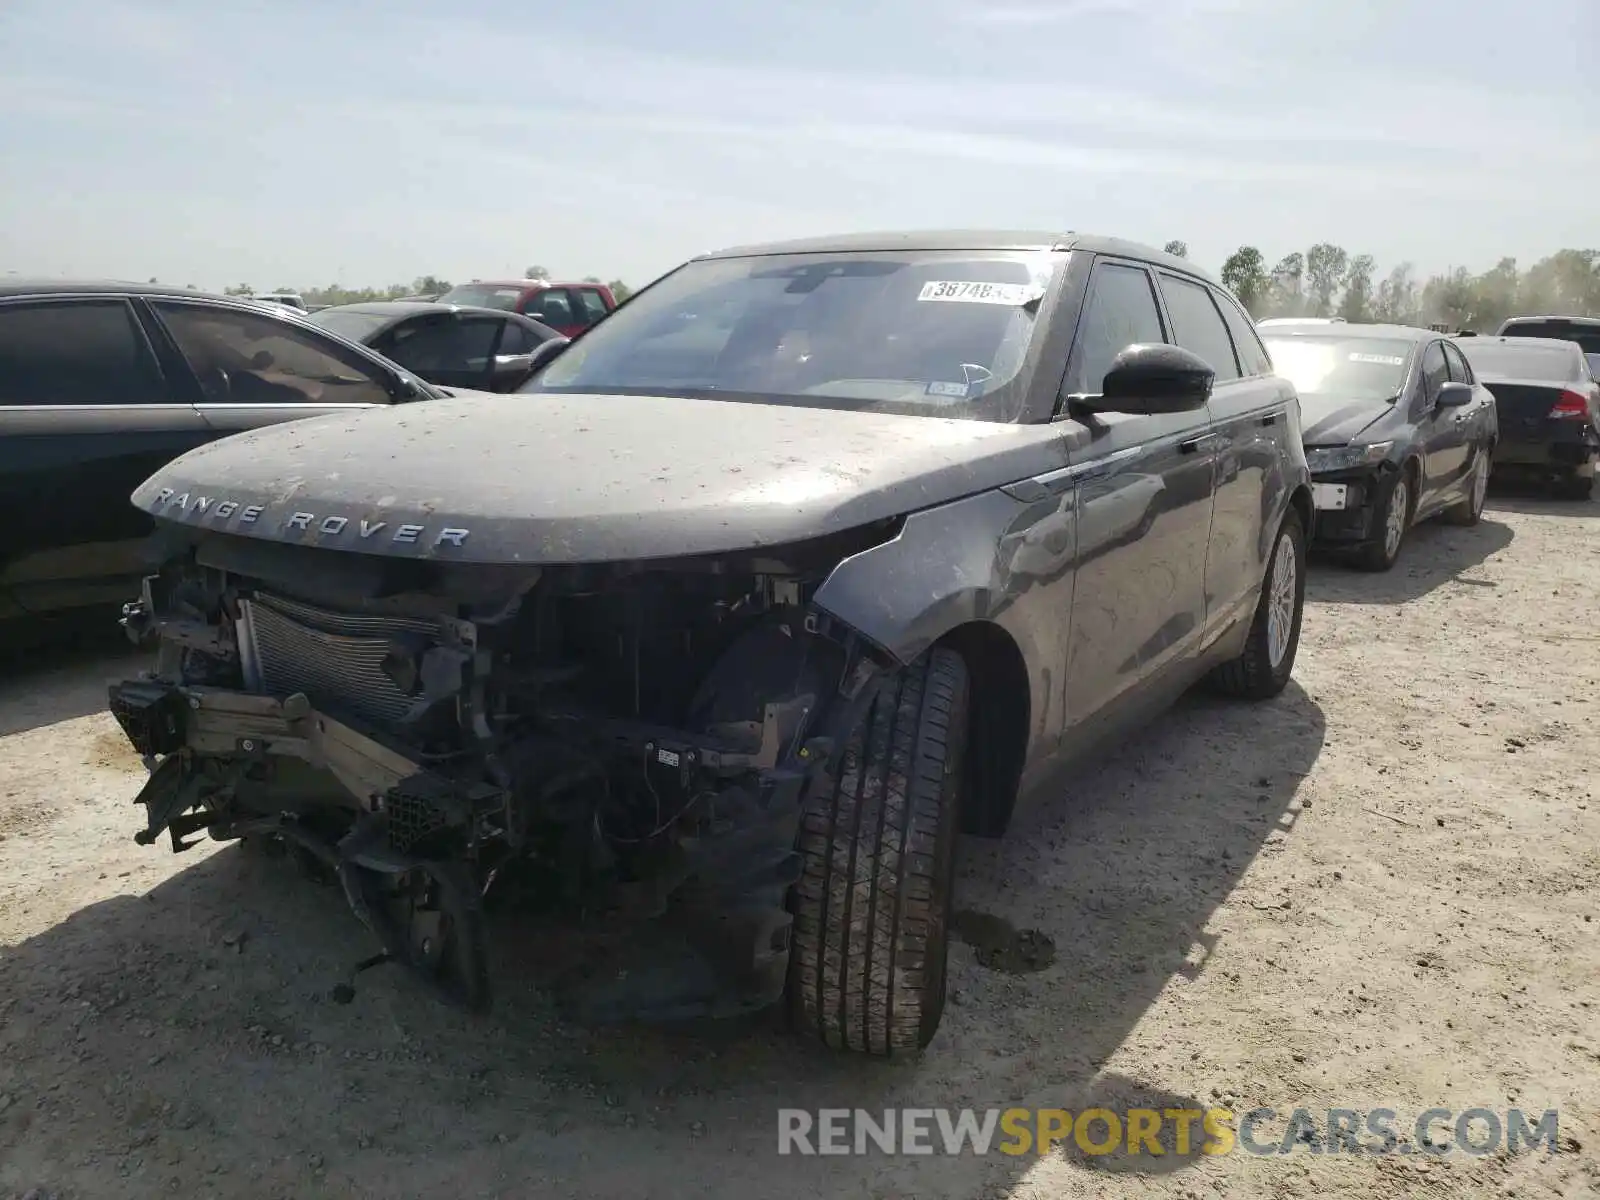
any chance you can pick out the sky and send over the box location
[0,0,1594,292]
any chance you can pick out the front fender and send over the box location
[811,485,1076,755]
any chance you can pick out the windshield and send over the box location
[1259,335,1414,402]
[521,250,1063,420]
[1459,339,1581,382]
[436,284,526,311]
[307,308,392,342]
[1587,353,1600,379]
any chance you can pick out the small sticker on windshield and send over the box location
[918,281,1039,305]
[926,381,970,398]
[1349,352,1405,366]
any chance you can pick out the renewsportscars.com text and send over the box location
[776,1106,1561,1158]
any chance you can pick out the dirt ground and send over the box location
[1,489,1597,1200]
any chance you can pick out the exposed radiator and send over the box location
[237,593,442,726]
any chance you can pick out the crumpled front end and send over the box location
[108,524,897,1020]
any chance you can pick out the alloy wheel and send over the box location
[1266,531,1297,669]
[1384,479,1409,559]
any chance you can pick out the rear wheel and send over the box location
[1209,506,1306,700]
[789,647,969,1056]
[1443,442,1492,525]
[1356,468,1412,571]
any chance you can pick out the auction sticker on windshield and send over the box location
[1349,353,1406,366]
[918,281,1039,305]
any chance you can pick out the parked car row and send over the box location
[3,229,1594,1061]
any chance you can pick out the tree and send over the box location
[223,284,255,296]
[582,275,603,284]
[607,279,633,302]
[1267,253,1305,317]
[1304,243,1349,317]
[1220,246,1268,314]
[524,265,549,280]
[411,275,451,296]
[1372,263,1418,325]
[1338,254,1376,323]
[1163,240,1188,259]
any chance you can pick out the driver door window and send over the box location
[1063,262,1166,397]
[1418,341,1449,409]
[153,301,393,407]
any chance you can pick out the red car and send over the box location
[433,279,616,338]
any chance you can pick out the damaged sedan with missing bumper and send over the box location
[110,231,1312,1056]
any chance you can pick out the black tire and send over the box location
[1553,471,1595,501]
[1356,466,1414,572]
[1443,442,1492,525]
[789,646,969,1056]
[1209,506,1306,700]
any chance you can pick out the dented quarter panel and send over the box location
[130,392,1072,564]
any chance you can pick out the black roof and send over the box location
[695,229,1208,280]
[0,278,239,300]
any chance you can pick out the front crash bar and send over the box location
[109,680,504,825]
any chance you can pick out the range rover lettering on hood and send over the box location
[149,487,470,548]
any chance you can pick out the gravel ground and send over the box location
[1,489,1597,1200]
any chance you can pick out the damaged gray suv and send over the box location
[110,231,1311,1056]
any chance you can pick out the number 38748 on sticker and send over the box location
[917,281,1038,305]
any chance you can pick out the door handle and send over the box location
[1179,433,1218,454]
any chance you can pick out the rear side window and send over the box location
[496,320,532,355]
[526,288,576,326]
[1213,290,1272,376]
[153,301,393,407]
[574,288,610,325]
[0,300,166,405]
[1419,341,1449,402]
[1064,263,1166,395]
[1159,274,1241,382]
[1442,342,1475,384]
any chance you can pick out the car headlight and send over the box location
[1305,441,1394,473]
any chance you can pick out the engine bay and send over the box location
[110,524,898,1018]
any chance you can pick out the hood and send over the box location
[132,392,1067,565]
[1298,394,1394,445]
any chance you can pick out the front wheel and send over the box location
[1356,469,1412,571]
[1208,506,1306,700]
[789,647,969,1056]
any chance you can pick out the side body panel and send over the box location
[1195,376,1299,651]
[0,295,213,614]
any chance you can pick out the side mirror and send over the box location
[1085,343,1214,414]
[526,336,571,375]
[1435,381,1472,409]
[489,353,535,388]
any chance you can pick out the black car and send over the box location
[111,230,1312,1056]
[1257,321,1499,570]
[308,302,565,393]
[1459,335,1600,500]
[0,281,445,621]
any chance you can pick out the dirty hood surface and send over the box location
[133,392,1067,564]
